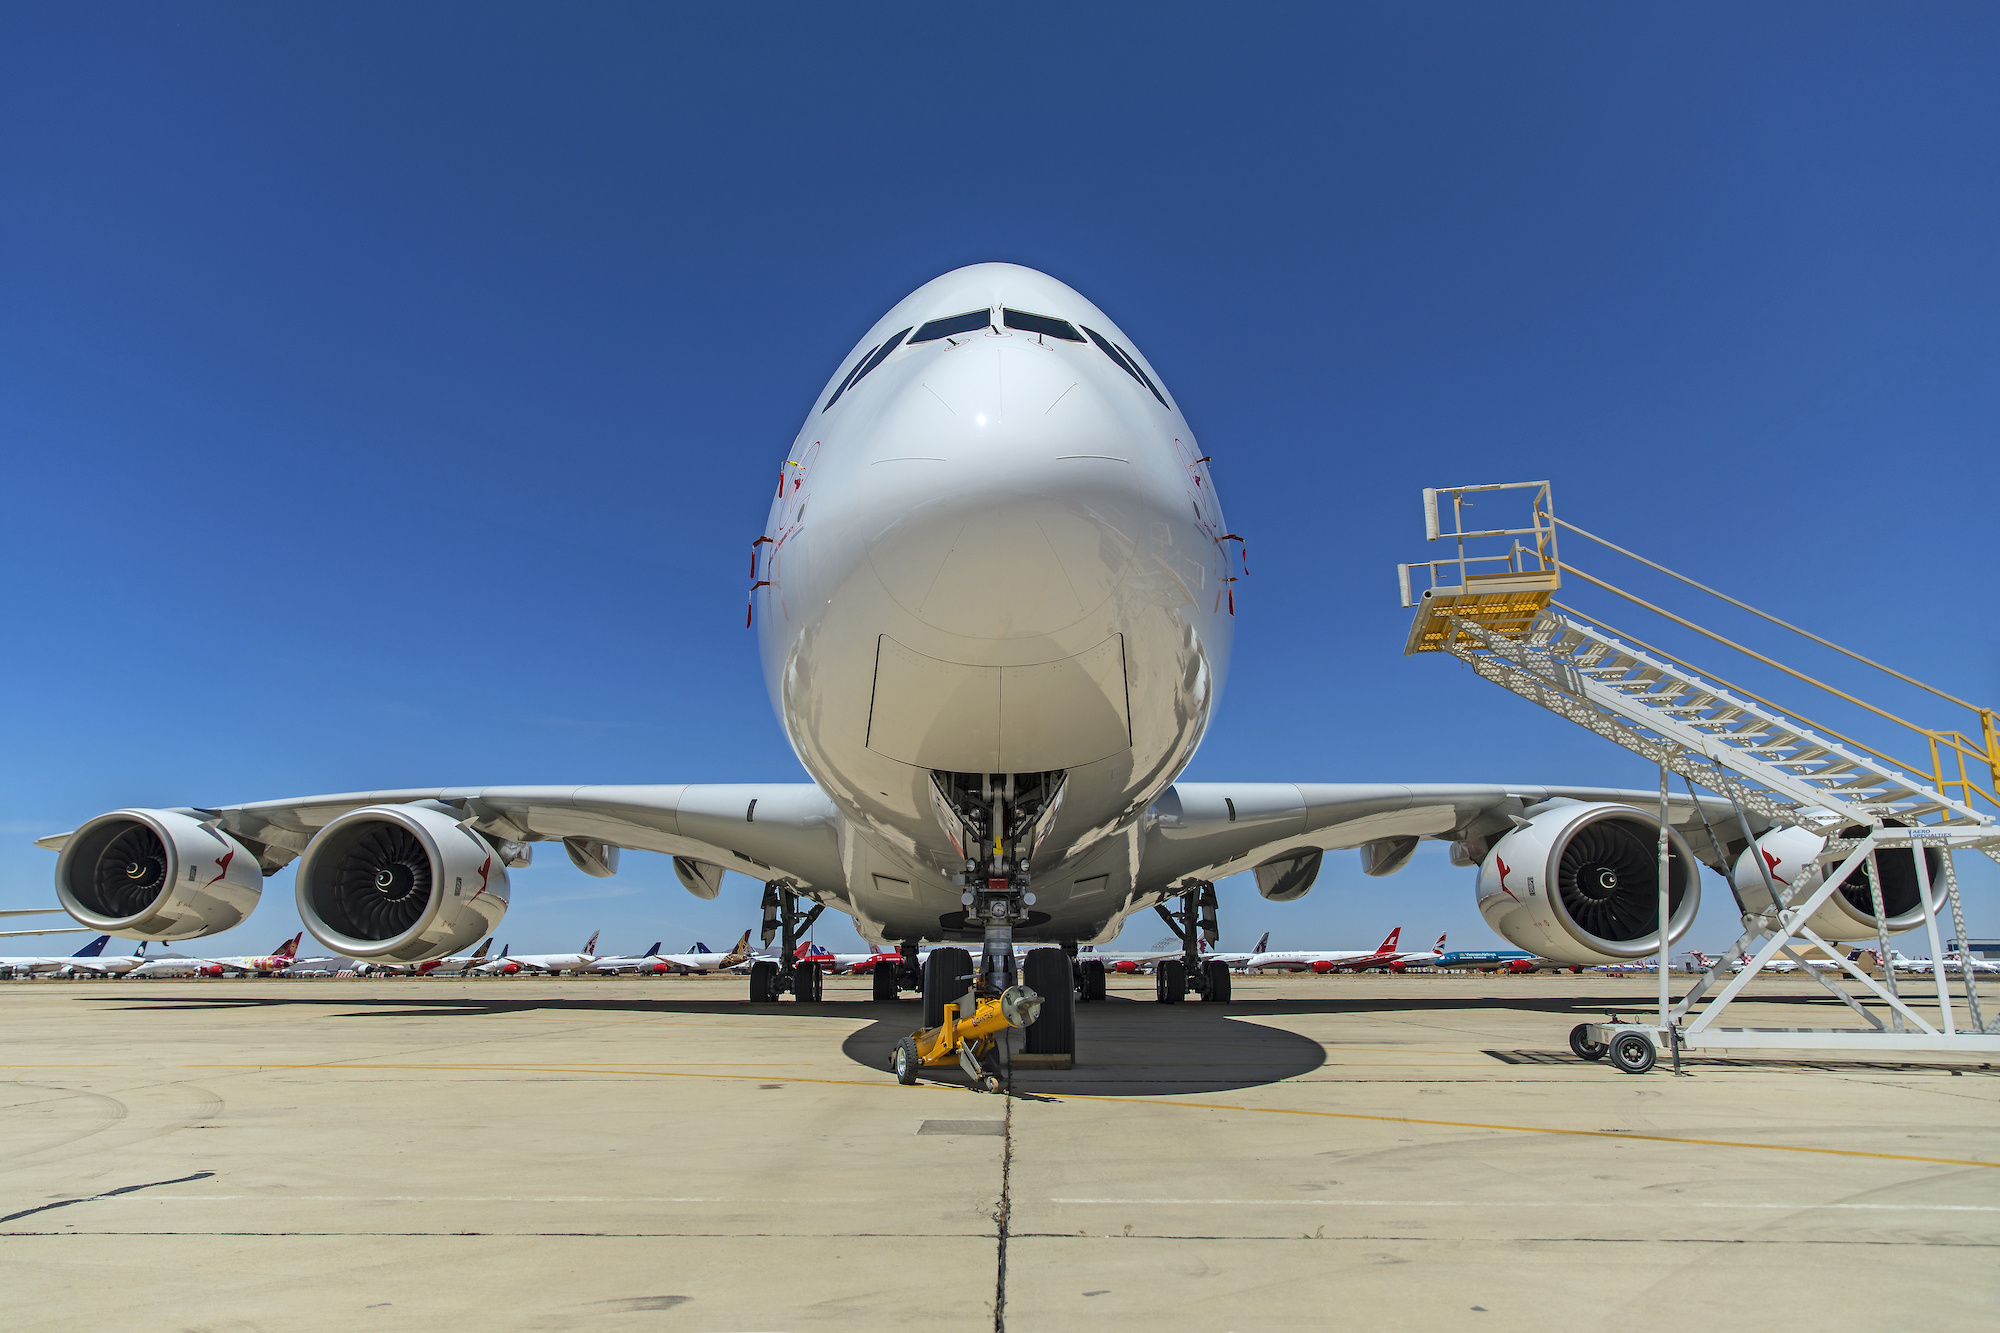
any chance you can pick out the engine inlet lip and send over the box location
[54,810,179,931]
[1544,807,1700,961]
[295,807,448,958]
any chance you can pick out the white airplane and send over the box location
[128,933,302,978]
[36,262,1750,1049]
[0,933,119,976]
[60,939,153,977]
[593,935,756,975]
[1246,928,1412,973]
[479,931,601,976]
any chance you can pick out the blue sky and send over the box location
[3,3,1996,960]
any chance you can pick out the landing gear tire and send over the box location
[1569,1024,1608,1062]
[749,959,780,1003]
[1077,958,1107,1003]
[1156,959,1185,1004]
[1610,1032,1657,1075]
[1022,947,1076,1056]
[923,947,973,1029]
[893,1035,920,1084]
[1202,959,1231,1003]
[871,965,898,1003]
[792,961,822,1002]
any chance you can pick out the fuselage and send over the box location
[753,264,1237,946]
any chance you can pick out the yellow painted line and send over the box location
[183,1063,2000,1170]
[185,1062,944,1092]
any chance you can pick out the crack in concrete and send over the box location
[993,1076,1015,1332]
[0,1170,215,1225]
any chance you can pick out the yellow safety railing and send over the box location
[1399,482,1999,816]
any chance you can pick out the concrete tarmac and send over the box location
[1,971,1995,1330]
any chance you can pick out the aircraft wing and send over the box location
[1138,782,1759,894]
[39,785,844,891]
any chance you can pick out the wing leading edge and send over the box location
[1140,782,1761,893]
[37,785,842,892]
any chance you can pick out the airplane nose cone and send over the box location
[859,339,1165,642]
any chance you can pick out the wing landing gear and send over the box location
[1153,882,1232,1002]
[750,880,823,1003]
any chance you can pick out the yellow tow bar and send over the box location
[892,984,1043,1092]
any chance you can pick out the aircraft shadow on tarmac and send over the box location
[65,988,1906,1094]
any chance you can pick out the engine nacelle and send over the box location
[55,809,263,941]
[1476,801,1701,965]
[295,804,510,964]
[1734,823,1944,942]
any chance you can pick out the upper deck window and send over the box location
[821,327,913,412]
[1082,326,1168,407]
[910,309,993,343]
[1003,308,1085,342]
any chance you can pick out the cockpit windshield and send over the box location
[822,327,913,412]
[1082,326,1168,406]
[910,309,993,343]
[1003,308,1085,342]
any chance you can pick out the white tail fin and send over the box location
[1431,933,1447,954]
[1253,931,1269,953]
[583,929,601,956]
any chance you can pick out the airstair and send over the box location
[1399,482,2000,1063]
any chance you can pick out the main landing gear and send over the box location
[750,880,824,1003]
[1152,882,1231,1004]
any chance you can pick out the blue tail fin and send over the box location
[691,942,712,954]
[644,942,662,957]
[74,934,110,958]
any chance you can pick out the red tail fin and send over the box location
[1377,927,1401,954]
[276,933,301,961]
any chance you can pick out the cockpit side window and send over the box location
[1003,308,1086,342]
[821,327,913,412]
[910,309,993,343]
[1082,326,1168,407]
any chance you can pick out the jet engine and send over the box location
[1475,801,1701,965]
[55,809,263,941]
[1733,823,1944,942]
[295,803,510,964]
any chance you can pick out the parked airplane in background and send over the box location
[1434,948,1582,974]
[420,936,495,975]
[36,262,1783,1059]
[1207,932,1271,971]
[129,934,301,978]
[60,939,152,977]
[1246,928,1410,973]
[480,931,601,976]
[593,941,666,973]
[0,933,116,977]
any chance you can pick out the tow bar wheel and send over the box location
[1568,1023,1608,1061]
[1610,1030,1657,1075]
[893,1035,920,1085]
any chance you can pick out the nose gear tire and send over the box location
[923,947,973,1029]
[1156,958,1186,1003]
[1022,947,1076,1055]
